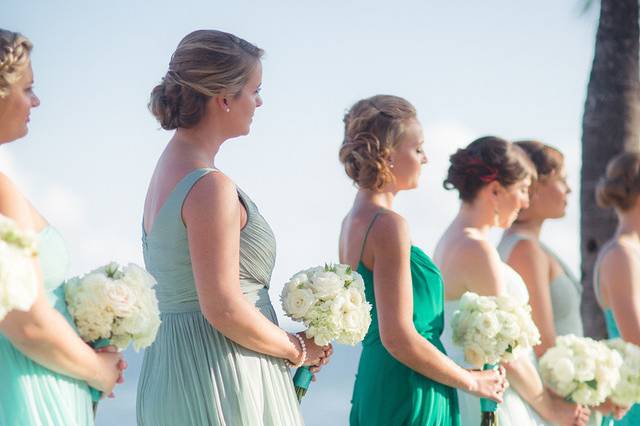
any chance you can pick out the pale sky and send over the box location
[3,1,597,424]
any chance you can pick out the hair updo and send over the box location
[0,29,32,98]
[444,136,536,202]
[149,29,263,130]
[514,140,564,179]
[596,151,640,211]
[339,95,417,191]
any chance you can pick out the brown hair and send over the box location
[0,29,32,98]
[149,30,263,130]
[596,151,640,211]
[514,140,564,179]
[444,136,536,202]
[339,95,417,191]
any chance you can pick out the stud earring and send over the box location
[225,107,230,112]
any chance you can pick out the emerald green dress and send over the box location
[0,226,93,426]
[349,213,460,426]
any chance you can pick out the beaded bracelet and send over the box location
[286,332,307,369]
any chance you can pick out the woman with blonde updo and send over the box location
[593,151,640,425]
[137,30,331,426]
[0,29,124,425]
[339,95,507,426]
[435,137,590,426]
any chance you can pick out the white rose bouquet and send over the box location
[0,214,38,321]
[605,339,640,407]
[540,334,622,406]
[65,261,161,401]
[451,291,541,424]
[281,263,372,400]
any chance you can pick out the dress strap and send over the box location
[358,209,385,264]
[497,232,532,262]
[593,240,618,308]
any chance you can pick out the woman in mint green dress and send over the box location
[338,95,506,426]
[137,30,331,426]
[593,151,640,425]
[0,29,124,425]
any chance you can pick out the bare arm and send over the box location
[600,245,640,346]
[0,174,121,393]
[370,213,500,396]
[506,239,557,358]
[184,173,324,364]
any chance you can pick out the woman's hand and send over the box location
[546,395,590,426]
[287,333,332,369]
[596,398,630,420]
[87,346,124,398]
[95,345,128,398]
[467,366,508,402]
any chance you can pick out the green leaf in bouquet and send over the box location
[346,265,352,275]
[586,379,598,390]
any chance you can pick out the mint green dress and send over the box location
[0,226,93,426]
[594,246,640,426]
[350,212,460,426]
[137,168,303,426]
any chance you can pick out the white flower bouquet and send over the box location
[281,263,372,400]
[451,291,541,424]
[0,214,38,321]
[540,334,622,406]
[451,291,541,367]
[605,339,640,407]
[65,262,161,401]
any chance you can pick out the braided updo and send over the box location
[339,95,417,191]
[444,136,536,202]
[149,30,263,130]
[0,29,33,98]
[596,151,640,211]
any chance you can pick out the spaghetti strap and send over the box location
[593,239,617,308]
[358,209,385,264]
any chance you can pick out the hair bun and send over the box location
[596,151,640,211]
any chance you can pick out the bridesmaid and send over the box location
[0,29,124,425]
[435,136,590,426]
[594,151,640,425]
[339,95,506,426]
[498,141,623,423]
[137,30,331,426]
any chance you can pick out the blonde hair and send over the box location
[596,151,640,211]
[0,29,32,98]
[149,29,263,130]
[339,95,417,191]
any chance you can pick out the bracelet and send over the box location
[286,332,307,369]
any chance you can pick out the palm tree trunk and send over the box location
[581,0,640,339]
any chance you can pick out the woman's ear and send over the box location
[211,94,229,113]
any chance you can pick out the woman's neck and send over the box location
[354,189,396,210]
[616,209,640,241]
[454,201,495,237]
[507,218,544,239]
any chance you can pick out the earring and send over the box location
[493,205,500,225]
[390,163,394,169]
[225,107,230,112]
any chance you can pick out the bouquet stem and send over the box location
[292,366,313,403]
[480,364,499,426]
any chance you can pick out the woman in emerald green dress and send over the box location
[0,29,125,425]
[338,95,507,426]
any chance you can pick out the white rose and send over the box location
[478,312,500,338]
[464,342,486,367]
[552,357,577,384]
[308,271,344,299]
[459,292,479,310]
[475,297,497,312]
[105,281,138,317]
[346,286,364,307]
[283,287,315,319]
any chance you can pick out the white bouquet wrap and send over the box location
[0,214,38,321]
[451,291,541,367]
[540,334,622,406]
[64,261,161,350]
[606,339,640,406]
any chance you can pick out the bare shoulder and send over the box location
[0,172,33,229]
[369,210,410,247]
[182,171,239,222]
[509,238,548,266]
[600,241,639,275]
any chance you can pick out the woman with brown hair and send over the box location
[136,30,331,425]
[339,95,506,426]
[593,151,640,425]
[0,28,124,425]
[435,137,590,426]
